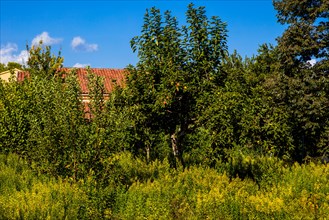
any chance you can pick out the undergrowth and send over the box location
[1,152,328,219]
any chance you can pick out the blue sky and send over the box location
[1,0,286,68]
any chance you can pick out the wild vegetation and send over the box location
[1,0,328,219]
[1,152,329,219]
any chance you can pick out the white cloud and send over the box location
[0,43,18,56]
[71,37,84,48]
[307,59,317,66]
[71,36,98,52]
[73,63,90,68]
[1,32,62,65]
[31,32,62,46]
[0,43,28,65]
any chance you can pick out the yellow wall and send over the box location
[0,69,21,82]
[0,72,12,81]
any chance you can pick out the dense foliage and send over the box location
[0,1,328,219]
[0,62,23,72]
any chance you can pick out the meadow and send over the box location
[1,152,328,219]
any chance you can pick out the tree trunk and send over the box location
[171,133,179,157]
[171,131,185,168]
[146,145,150,164]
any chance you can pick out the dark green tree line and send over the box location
[1,1,328,184]
[271,0,329,161]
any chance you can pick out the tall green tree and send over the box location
[272,0,329,160]
[125,3,228,165]
[273,0,329,71]
[26,43,64,78]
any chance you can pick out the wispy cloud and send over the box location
[0,43,28,65]
[0,32,63,65]
[31,32,62,46]
[71,36,98,52]
[73,63,90,68]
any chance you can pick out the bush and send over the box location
[0,153,89,219]
[224,148,285,187]
[112,155,329,219]
[1,153,328,219]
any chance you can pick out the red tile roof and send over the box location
[67,68,127,94]
[17,68,127,94]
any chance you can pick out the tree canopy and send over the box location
[121,3,229,165]
[273,0,329,70]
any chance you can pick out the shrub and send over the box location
[0,154,89,219]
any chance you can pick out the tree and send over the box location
[0,63,5,72]
[0,42,90,178]
[0,62,23,72]
[271,0,329,161]
[26,42,64,78]
[7,62,23,70]
[273,0,329,71]
[124,3,228,165]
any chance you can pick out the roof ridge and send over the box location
[63,67,125,70]
[11,67,127,94]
